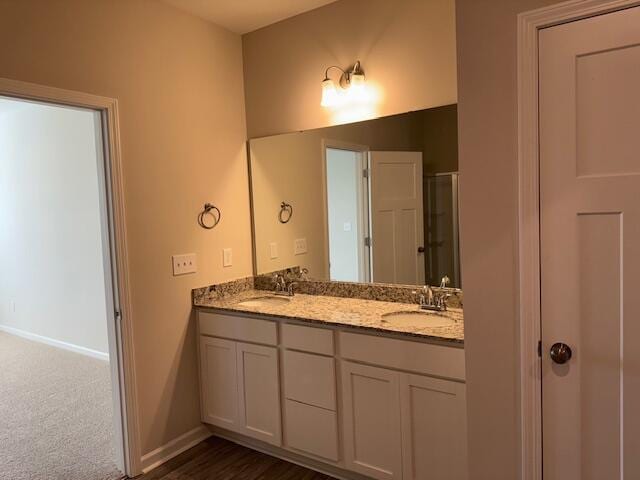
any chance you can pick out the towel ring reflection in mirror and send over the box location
[198,203,221,229]
[279,202,293,224]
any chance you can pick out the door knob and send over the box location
[550,342,572,364]
[418,246,425,253]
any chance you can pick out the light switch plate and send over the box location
[269,242,278,259]
[294,238,308,255]
[343,222,352,232]
[172,253,197,276]
[223,248,233,267]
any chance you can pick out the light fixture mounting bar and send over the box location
[320,60,365,107]
[323,61,364,88]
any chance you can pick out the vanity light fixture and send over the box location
[320,60,365,107]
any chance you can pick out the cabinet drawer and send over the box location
[198,311,277,346]
[284,400,339,461]
[283,350,336,410]
[281,323,334,355]
[339,331,465,381]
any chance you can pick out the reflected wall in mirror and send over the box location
[249,105,461,288]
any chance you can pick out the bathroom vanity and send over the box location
[193,96,466,479]
[194,287,466,480]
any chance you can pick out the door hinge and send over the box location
[363,168,369,179]
[364,236,371,247]
[115,310,122,322]
[537,340,542,358]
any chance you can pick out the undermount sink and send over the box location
[381,310,456,328]
[234,296,291,308]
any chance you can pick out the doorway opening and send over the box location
[0,94,129,479]
[324,145,370,283]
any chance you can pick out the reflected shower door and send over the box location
[424,173,460,288]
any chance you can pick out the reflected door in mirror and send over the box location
[369,151,425,285]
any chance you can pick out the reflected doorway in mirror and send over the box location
[324,143,370,283]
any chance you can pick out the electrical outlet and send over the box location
[10,300,15,314]
[294,238,308,255]
[269,242,278,259]
[223,248,233,267]
[172,253,197,276]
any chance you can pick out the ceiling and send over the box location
[160,0,338,34]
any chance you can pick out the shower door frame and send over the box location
[424,171,460,288]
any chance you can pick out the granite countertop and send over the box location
[194,289,464,344]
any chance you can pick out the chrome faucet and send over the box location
[273,274,287,294]
[415,277,451,312]
[416,285,432,307]
[273,268,307,297]
[286,281,298,296]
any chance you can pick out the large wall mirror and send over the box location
[248,105,461,288]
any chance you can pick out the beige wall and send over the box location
[242,0,457,138]
[0,0,252,456]
[251,131,330,278]
[250,109,457,280]
[456,0,561,478]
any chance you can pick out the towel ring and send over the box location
[279,202,293,224]
[198,203,221,229]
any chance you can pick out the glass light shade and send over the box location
[321,78,339,107]
[350,73,365,89]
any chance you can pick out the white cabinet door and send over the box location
[341,361,402,480]
[199,336,239,429]
[400,374,467,480]
[236,342,282,446]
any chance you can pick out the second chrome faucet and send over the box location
[415,276,451,311]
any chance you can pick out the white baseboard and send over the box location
[0,324,109,361]
[140,425,212,474]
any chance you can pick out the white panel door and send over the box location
[540,7,640,479]
[199,337,239,429]
[341,361,402,480]
[236,342,282,446]
[400,374,467,480]
[370,151,425,285]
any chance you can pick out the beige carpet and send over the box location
[0,331,123,480]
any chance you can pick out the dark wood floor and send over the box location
[138,436,336,480]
